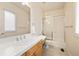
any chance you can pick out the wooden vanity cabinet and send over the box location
[22,40,45,56]
[34,46,43,56]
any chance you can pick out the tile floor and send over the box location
[43,44,69,56]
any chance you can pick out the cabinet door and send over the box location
[21,40,45,56]
[34,47,43,56]
[26,45,37,56]
[32,40,44,56]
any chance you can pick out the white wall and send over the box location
[30,3,43,35]
[64,2,79,56]
[44,8,64,16]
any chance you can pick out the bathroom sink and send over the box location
[1,39,36,56]
[0,34,46,56]
[1,45,27,56]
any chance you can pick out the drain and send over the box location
[60,48,65,52]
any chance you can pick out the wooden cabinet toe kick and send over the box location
[21,40,45,56]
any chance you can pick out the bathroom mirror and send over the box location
[4,10,16,32]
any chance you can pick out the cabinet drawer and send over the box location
[26,43,39,56]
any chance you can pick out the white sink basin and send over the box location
[1,45,27,56]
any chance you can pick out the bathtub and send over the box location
[0,33,46,56]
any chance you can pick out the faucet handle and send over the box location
[20,36,22,40]
[24,35,26,39]
[16,37,19,41]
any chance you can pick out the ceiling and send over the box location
[29,2,65,12]
[13,2,65,12]
[13,2,30,11]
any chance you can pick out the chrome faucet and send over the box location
[20,35,22,40]
[23,35,26,39]
[16,35,25,41]
[16,37,19,41]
